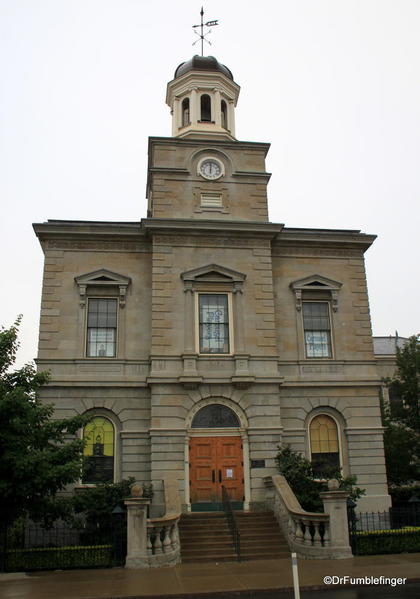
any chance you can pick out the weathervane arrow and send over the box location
[192,7,219,56]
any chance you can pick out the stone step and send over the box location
[179,510,289,563]
[182,553,238,563]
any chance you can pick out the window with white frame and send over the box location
[302,301,332,358]
[198,293,230,354]
[86,298,117,357]
[309,414,340,477]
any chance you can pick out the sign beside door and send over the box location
[189,436,244,504]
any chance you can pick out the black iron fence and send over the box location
[347,504,420,556]
[221,485,241,561]
[0,514,126,572]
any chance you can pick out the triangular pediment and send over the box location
[75,269,131,287]
[181,264,246,283]
[290,274,342,291]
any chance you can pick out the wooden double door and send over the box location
[189,436,244,504]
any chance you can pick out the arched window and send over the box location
[182,97,190,127]
[200,94,211,122]
[192,404,240,428]
[82,416,114,483]
[221,100,228,129]
[309,414,340,477]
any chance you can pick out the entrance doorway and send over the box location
[189,436,244,510]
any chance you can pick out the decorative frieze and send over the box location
[46,240,151,252]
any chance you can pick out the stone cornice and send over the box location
[33,220,143,240]
[274,227,376,252]
[148,136,271,155]
[141,217,283,238]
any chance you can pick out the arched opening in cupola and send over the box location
[221,100,228,129]
[182,97,190,126]
[200,94,212,122]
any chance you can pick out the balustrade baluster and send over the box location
[153,526,163,554]
[302,519,312,545]
[147,527,153,556]
[169,523,177,550]
[294,518,304,543]
[323,523,330,546]
[313,522,322,546]
[162,525,172,552]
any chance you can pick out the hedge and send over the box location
[354,528,420,555]
[6,544,113,571]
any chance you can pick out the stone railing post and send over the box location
[124,483,151,569]
[320,480,352,558]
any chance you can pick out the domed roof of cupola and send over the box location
[174,55,234,81]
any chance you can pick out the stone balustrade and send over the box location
[288,510,330,549]
[265,474,352,559]
[146,514,180,567]
[125,474,182,568]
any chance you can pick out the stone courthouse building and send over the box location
[33,55,390,514]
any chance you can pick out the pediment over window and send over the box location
[181,264,246,292]
[75,269,131,307]
[290,274,342,312]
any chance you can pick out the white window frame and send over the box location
[195,291,234,356]
[85,297,119,359]
[302,300,334,359]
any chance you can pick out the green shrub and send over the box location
[389,484,420,506]
[6,544,113,571]
[354,529,420,555]
[275,444,365,512]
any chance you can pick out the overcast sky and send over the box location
[1,0,419,367]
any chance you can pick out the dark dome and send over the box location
[174,55,233,81]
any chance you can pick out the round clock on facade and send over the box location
[198,158,224,180]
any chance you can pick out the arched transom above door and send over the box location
[192,404,240,428]
[186,398,247,429]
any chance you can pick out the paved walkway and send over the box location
[1,553,419,599]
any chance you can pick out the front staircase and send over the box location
[179,511,289,563]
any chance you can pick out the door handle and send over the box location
[218,469,222,483]
[212,470,215,483]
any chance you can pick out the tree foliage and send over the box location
[386,335,420,432]
[0,318,87,526]
[275,444,364,512]
[382,334,420,486]
[65,479,152,529]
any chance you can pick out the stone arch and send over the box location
[188,147,234,176]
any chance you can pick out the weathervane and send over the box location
[192,7,219,56]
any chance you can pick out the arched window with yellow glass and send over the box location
[309,414,340,478]
[82,416,114,484]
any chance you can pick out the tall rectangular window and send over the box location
[303,302,332,358]
[199,294,229,354]
[87,298,117,357]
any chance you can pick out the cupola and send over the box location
[166,55,240,140]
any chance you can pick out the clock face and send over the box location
[199,159,223,180]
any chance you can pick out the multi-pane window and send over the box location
[310,414,340,477]
[87,298,117,357]
[302,302,332,358]
[199,293,230,354]
[82,416,114,484]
